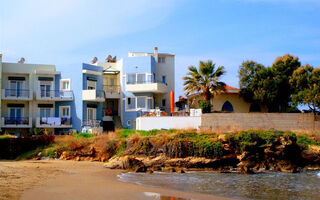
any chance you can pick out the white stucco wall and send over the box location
[136,116,201,130]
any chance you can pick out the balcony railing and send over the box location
[36,90,73,101]
[1,117,32,127]
[126,80,167,85]
[2,89,32,100]
[36,117,72,128]
[82,120,101,128]
[103,85,120,94]
[125,80,168,94]
[82,90,105,102]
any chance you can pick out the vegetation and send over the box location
[239,54,301,112]
[12,129,320,162]
[290,64,320,113]
[75,132,95,138]
[239,54,320,113]
[0,134,16,139]
[183,60,226,112]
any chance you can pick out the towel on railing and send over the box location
[47,117,61,125]
[41,117,48,123]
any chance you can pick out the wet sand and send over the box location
[0,160,231,200]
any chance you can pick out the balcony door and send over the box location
[9,80,25,97]
[40,81,52,98]
[40,108,51,118]
[9,107,23,119]
[87,107,96,121]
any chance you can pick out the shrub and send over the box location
[199,101,212,113]
[297,136,320,146]
[75,133,94,138]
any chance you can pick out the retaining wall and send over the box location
[201,113,318,132]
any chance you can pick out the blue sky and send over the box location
[1,0,320,98]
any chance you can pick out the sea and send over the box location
[118,170,320,200]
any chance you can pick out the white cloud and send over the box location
[0,0,177,61]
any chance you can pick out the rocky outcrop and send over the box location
[104,134,320,174]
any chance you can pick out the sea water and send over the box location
[119,171,320,200]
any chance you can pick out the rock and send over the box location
[162,167,176,172]
[60,151,71,160]
[176,168,185,173]
[104,156,145,171]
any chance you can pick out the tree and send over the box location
[239,61,265,103]
[290,64,320,113]
[183,60,226,112]
[271,54,301,112]
[238,54,301,112]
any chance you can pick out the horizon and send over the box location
[1,0,320,98]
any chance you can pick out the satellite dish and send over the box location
[92,57,98,64]
[18,57,25,64]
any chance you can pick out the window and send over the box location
[127,97,136,110]
[40,81,52,98]
[222,101,234,112]
[159,57,165,63]
[162,76,166,84]
[9,79,25,97]
[162,99,166,107]
[137,97,146,109]
[109,78,115,86]
[137,74,146,84]
[87,108,96,120]
[9,107,23,118]
[60,106,70,118]
[40,108,51,118]
[60,79,70,91]
[127,74,136,84]
[87,80,96,90]
[147,74,153,83]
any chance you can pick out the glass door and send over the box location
[87,108,96,121]
[40,81,52,97]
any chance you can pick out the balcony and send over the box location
[36,117,72,128]
[1,117,32,128]
[2,89,33,100]
[126,81,168,94]
[36,90,73,101]
[103,85,120,98]
[82,90,105,102]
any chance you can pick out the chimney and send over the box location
[92,57,98,64]
[154,47,158,63]
[18,57,25,64]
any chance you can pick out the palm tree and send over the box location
[183,60,226,108]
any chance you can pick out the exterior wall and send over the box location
[56,64,82,132]
[156,55,175,113]
[190,93,267,113]
[136,116,201,130]
[201,113,318,131]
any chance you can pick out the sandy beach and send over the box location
[0,160,231,200]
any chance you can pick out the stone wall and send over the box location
[201,113,318,132]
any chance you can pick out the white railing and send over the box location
[36,90,73,101]
[2,89,33,100]
[36,117,72,128]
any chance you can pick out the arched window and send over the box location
[222,101,234,112]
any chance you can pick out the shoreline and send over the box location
[0,160,232,200]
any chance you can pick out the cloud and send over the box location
[0,0,177,61]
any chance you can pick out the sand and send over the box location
[0,160,232,200]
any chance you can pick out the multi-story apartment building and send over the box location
[0,47,175,134]
[0,55,74,136]
[73,47,175,132]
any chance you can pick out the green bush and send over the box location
[75,133,94,138]
[119,129,159,138]
[297,136,319,146]
[199,101,212,113]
